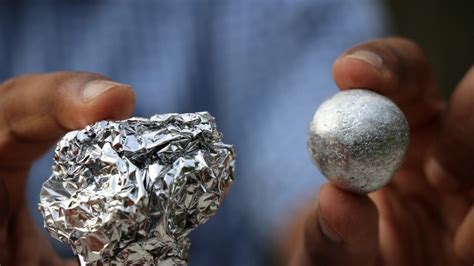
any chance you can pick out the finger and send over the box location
[424,67,474,263]
[370,186,452,266]
[0,72,135,211]
[10,205,64,265]
[0,71,135,170]
[454,207,474,263]
[332,37,445,128]
[425,67,474,188]
[303,183,379,266]
[63,259,79,266]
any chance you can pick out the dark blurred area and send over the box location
[386,0,474,97]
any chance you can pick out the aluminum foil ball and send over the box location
[38,112,235,265]
[309,89,409,194]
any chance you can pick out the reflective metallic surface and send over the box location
[38,112,235,265]
[309,90,409,194]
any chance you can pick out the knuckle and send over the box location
[384,37,429,65]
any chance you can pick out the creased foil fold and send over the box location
[38,112,235,265]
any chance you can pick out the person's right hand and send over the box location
[284,38,473,265]
[0,72,135,265]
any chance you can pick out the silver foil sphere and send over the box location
[309,89,409,194]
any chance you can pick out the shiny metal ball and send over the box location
[309,89,409,194]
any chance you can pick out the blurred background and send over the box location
[386,0,473,97]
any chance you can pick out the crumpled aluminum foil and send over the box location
[309,89,409,194]
[38,112,235,265]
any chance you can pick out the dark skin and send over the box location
[285,38,473,266]
[0,38,472,265]
[0,73,135,265]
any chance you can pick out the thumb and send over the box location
[0,71,135,170]
[0,71,135,211]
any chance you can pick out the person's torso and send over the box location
[0,1,389,264]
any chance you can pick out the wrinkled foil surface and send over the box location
[309,89,409,194]
[38,112,235,265]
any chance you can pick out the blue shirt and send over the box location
[0,1,389,265]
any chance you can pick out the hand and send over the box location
[0,72,135,265]
[286,38,473,265]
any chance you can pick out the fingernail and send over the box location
[316,199,343,243]
[424,157,460,192]
[81,80,127,103]
[345,50,383,70]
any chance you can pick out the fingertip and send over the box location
[58,80,136,130]
[303,183,379,265]
[81,84,136,122]
[331,38,444,128]
[318,183,378,246]
[333,51,391,94]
